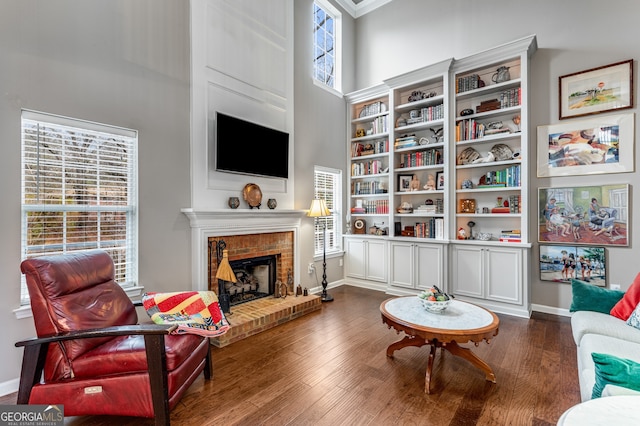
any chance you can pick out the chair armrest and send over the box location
[15,324,177,348]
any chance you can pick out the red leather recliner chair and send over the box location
[15,250,211,425]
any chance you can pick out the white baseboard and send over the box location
[0,378,19,398]
[531,303,571,317]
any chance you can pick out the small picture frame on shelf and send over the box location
[398,174,413,192]
[435,171,445,190]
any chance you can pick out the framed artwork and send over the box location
[398,174,413,192]
[539,245,606,286]
[559,59,633,120]
[537,112,634,177]
[538,184,628,246]
[435,171,445,190]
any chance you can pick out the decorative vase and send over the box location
[228,197,240,209]
[267,198,277,209]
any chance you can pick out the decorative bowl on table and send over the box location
[417,286,452,313]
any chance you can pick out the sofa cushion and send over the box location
[611,272,640,320]
[578,334,640,401]
[627,302,640,330]
[592,353,640,399]
[571,310,640,347]
[570,279,624,313]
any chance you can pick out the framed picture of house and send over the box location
[538,184,628,246]
[537,112,635,177]
[559,59,633,120]
[539,245,606,286]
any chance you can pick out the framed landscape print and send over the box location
[538,184,628,246]
[559,59,633,120]
[537,113,634,177]
[539,245,606,286]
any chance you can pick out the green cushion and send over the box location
[592,352,640,398]
[570,279,624,313]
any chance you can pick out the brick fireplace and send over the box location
[208,231,294,300]
[181,209,322,346]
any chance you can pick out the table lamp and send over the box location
[307,198,333,302]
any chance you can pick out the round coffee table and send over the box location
[380,296,499,394]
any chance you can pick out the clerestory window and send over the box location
[313,0,342,94]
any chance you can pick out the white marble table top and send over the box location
[557,395,640,425]
[383,297,495,331]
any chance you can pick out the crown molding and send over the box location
[333,0,392,18]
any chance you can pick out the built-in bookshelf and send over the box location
[345,84,391,236]
[385,59,452,241]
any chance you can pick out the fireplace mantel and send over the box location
[181,208,307,291]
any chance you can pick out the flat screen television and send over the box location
[215,112,289,179]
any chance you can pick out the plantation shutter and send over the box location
[313,167,342,255]
[20,110,138,305]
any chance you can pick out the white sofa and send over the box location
[571,309,640,401]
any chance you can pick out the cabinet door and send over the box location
[451,245,484,298]
[390,242,414,288]
[486,247,522,304]
[366,239,388,282]
[345,238,366,279]
[415,243,443,291]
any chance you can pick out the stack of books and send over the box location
[394,135,417,148]
[416,204,437,214]
[499,230,521,243]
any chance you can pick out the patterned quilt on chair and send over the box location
[142,291,230,337]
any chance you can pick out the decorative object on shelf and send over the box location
[228,197,240,209]
[460,108,474,116]
[355,128,365,138]
[307,199,333,302]
[418,137,430,145]
[460,198,476,213]
[457,227,467,240]
[410,109,421,119]
[457,147,480,165]
[512,148,521,159]
[398,174,413,192]
[477,232,492,241]
[424,174,436,190]
[467,221,476,239]
[472,151,495,164]
[296,285,303,296]
[267,198,277,209]
[492,66,511,83]
[435,171,445,190]
[537,113,634,177]
[429,127,444,143]
[409,174,421,191]
[287,269,294,295]
[242,183,262,209]
[559,59,633,120]
[408,90,429,102]
[303,288,308,296]
[353,218,366,234]
[512,115,522,132]
[490,144,514,161]
[397,202,413,214]
[461,179,473,189]
[396,117,407,127]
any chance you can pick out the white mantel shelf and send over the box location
[181,208,307,228]
[181,208,307,292]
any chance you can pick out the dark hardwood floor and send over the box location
[2,285,580,425]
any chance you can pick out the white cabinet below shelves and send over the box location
[344,237,387,283]
[450,244,523,305]
[390,241,443,291]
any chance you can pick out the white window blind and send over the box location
[314,166,342,256]
[313,0,342,92]
[20,110,138,305]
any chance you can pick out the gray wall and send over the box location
[353,0,640,311]
[0,0,193,392]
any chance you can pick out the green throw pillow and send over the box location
[591,352,640,398]
[570,279,624,313]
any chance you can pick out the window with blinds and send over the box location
[313,166,342,256]
[20,110,138,305]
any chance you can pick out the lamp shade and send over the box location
[307,199,331,217]
[215,249,237,283]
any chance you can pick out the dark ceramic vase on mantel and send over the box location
[228,197,240,209]
[267,198,277,209]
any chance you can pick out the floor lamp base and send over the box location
[321,292,334,302]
